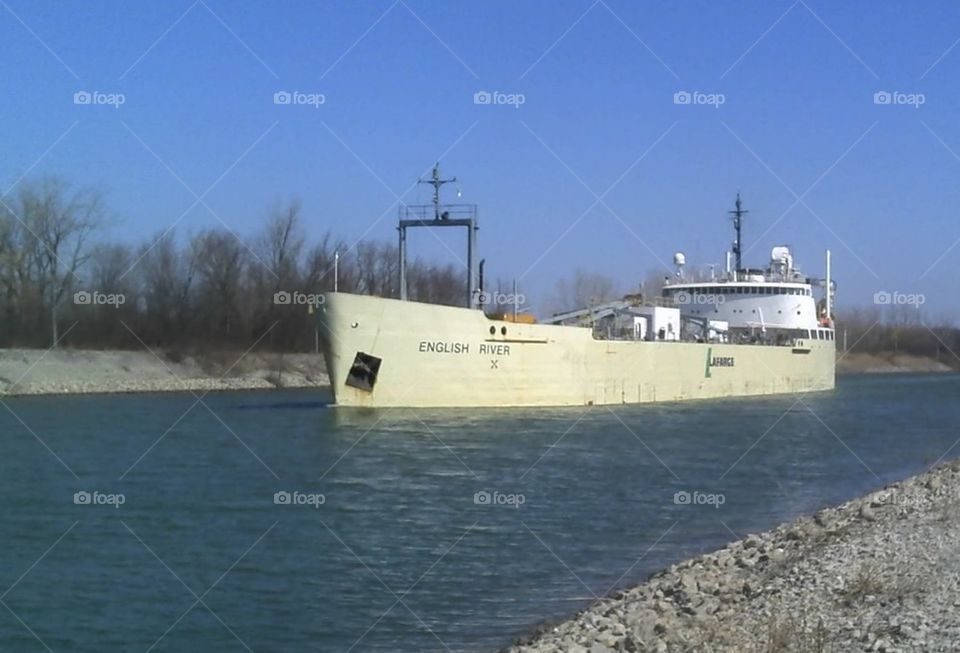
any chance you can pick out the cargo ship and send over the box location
[317,168,835,408]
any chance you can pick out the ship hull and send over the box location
[318,292,835,408]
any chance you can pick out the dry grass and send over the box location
[763,614,827,653]
[840,562,922,608]
[840,564,885,607]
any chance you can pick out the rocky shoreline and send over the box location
[504,462,960,653]
[0,348,329,397]
[837,352,954,375]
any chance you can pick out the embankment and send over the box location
[504,461,960,652]
[0,348,329,396]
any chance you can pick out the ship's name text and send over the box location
[419,341,470,354]
[418,341,512,356]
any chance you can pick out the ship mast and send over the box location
[399,163,478,308]
[418,163,457,220]
[728,192,748,271]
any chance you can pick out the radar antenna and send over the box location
[728,192,748,271]
[418,162,457,220]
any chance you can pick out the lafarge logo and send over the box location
[704,347,734,378]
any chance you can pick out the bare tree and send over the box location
[547,269,620,315]
[193,229,248,342]
[258,200,305,286]
[0,177,106,346]
[303,231,348,292]
[354,241,397,298]
[134,230,199,345]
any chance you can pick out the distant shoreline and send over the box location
[0,348,329,398]
[837,352,955,375]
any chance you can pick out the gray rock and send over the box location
[785,525,808,540]
[743,534,759,548]
[505,463,960,653]
[735,556,756,569]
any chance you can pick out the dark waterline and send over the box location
[1,374,958,652]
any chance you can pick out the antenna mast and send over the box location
[419,162,457,220]
[399,164,478,308]
[728,192,748,271]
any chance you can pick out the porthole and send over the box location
[489,326,495,335]
[501,326,507,336]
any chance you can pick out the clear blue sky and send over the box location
[3,0,960,319]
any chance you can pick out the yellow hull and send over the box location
[318,293,836,408]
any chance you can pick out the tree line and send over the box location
[838,306,960,368]
[2,175,958,365]
[0,176,465,351]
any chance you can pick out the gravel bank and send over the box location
[837,352,954,375]
[504,461,960,653]
[0,348,329,396]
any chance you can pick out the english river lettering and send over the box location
[419,341,470,354]
[417,342,513,356]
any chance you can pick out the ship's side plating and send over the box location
[318,292,835,408]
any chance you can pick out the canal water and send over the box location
[1,373,958,651]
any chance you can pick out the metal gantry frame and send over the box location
[398,163,479,308]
